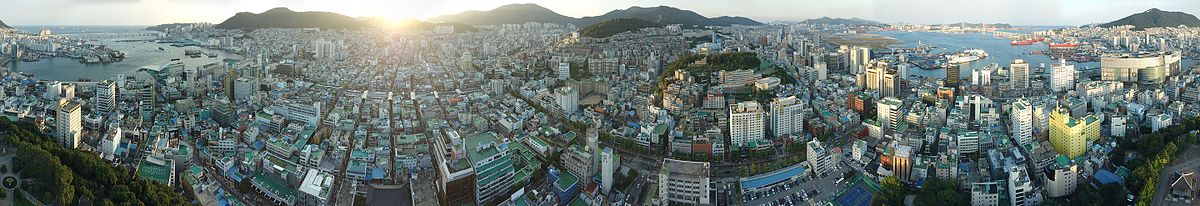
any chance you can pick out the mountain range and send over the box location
[0,20,10,29]
[578,18,661,38]
[1098,8,1200,30]
[429,4,761,27]
[800,17,883,26]
[215,7,368,29]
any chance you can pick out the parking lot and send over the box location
[743,162,850,206]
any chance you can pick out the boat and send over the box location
[947,55,980,64]
[1048,43,1080,48]
[945,49,988,64]
[158,47,164,51]
[1010,37,1045,45]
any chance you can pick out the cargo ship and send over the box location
[1010,37,1045,45]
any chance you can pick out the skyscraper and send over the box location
[1010,59,1030,90]
[1011,98,1033,145]
[881,70,898,98]
[94,80,118,112]
[942,63,961,87]
[729,101,766,149]
[601,147,618,193]
[769,96,805,139]
[57,98,82,149]
[849,46,871,74]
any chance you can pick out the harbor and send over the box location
[2,27,239,81]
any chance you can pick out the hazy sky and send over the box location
[2,0,1198,26]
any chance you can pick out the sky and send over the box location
[2,0,1199,26]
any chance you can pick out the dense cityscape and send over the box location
[2,1,1200,206]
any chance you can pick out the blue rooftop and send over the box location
[740,163,805,190]
[1095,169,1124,185]
[225,166,243,182]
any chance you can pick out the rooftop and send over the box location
[663,158,709,176]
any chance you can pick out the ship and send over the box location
[1010,37,1045,45]
[945,49,988,64]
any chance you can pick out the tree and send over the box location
[872,176,905,206]
[1074,182,1103,206]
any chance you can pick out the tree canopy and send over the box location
[1,118,189,206]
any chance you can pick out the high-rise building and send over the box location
[877,97,903,134]
[1010,59,1030,90]
[1051,59,1075,92]
[946,63,962,87]
[881,70,898,98]
[312,38,343,60]
[769,96,805,139]
[558,62,571,80]
[807,139,835,177]
[972,64,993,86]
[849,47,871,74]
[601,147,618,194]
[658,159,711,205]
[432,131,477,205]
[556,87,579,115]
[57,98,82,149]
[94,80,118,113]
[224,69,237,102]
[865,63,882,90]
[464,132,515,204]
[1044,155,1078,198]
[1011,98,1033,145]
[891,144,913,182]
[729,101,766,149]
[813,61,828,81]
[1049,107,1100,158]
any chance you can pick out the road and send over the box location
[1151,145,1200,206]
[329,92,364,206]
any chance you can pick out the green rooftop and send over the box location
[252,171,297,201]
[556,171,579,189]
[137,158,172,186]
[465,133,503,164]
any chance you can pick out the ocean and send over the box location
[873,30,1200,80]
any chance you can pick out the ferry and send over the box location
[945,49,988,64]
